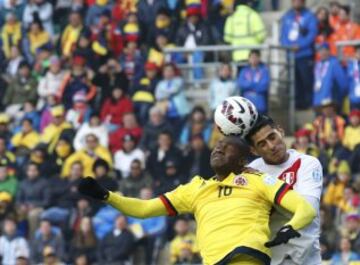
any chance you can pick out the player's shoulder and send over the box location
[290,149,322,169]
[187,175,208,188]
[247,157,265,168]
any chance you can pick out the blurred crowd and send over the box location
[0,0,359,264]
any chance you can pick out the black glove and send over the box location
[265,225,301,248]
[78,177,109,201]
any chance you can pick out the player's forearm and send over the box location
[279,190,316,230]
[106,191,167,218]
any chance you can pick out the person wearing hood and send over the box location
[209,62,236,112]
[73,112,108,151]
[22,0,54,37]
[3,61,38,118]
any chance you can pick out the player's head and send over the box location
[210,136,250,176]
[245,115,288,165]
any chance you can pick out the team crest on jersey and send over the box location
[282,172,295,185]
[234,175,247,186]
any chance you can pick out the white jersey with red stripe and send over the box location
[248,149,323,265]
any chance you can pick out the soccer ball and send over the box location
[214,96,258,137]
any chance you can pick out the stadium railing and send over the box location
[164,44,296,133]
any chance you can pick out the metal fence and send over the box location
[163,44,296,132]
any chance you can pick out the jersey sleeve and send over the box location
[256,174,292,205]
[159,176,199,216]
[295,157,323,199]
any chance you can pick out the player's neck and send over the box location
[215,167,244,181]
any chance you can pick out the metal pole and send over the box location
[289,51,296,133]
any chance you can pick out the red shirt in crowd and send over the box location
[100,96,133,125]
[109,126,143,153]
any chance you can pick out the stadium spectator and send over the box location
[11,119,40,163]
[169,218,199,265]
[57,55,96,110]
[137,0,168,39]
[224,0,266,69]
[140,106,173,151]
[329,1,341,28]
[154,159,186,196]
[3,61,38,118]
[180,106,212,147]
[73,113,108,151]
[342,109,360,152]
[209,62,236,112]
[16,162,50,236]
[292,128,319,158]
[30,220,64,264]
[22,0,54,37]
[175,2,212,79]
[323,161,351,208]
[315,7,336,60]
[131,62,160,124]
[41,105,73,154]
[85,0,111,27]
[347,45,360,110]
[238,49,270,114]
[114,134,145,179]
[184,134,213,179]
[280,0,318,110]
[100,85,133,132]
[312,43,347,108]
[39,95,57,133]
[60,10,84,58]
[127,187,166,265]
[23,19,50,64]
[338,187,360,218]
[40,246,66,265]
[342,214,360,253]
[92,158,118,193]
[332,5,360,60]
[312,101,346,149]
[65,92,92,130]
[155,63,190,131]
[62,134,112,178]
[119,23,145,82]
[70,216,98,263]
[118,159,153,197]
[13,101,40,133]
[0,0,25,27]
[37,56,66,110]
[97,214,135,264]
[92,58,129,106]
[147,8,176,47]
[5,45,23,78]
[51,137,74,175]
[41,161,83,226]
[330,237,360,264]
[0,217,30,265]
[109,112,143,154]
[0,164,18,197]
[147,130,183,179]
[1,12,22,59]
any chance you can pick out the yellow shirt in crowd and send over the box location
[342,125,360,151]
[11,131,40,150]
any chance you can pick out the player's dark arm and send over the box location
[78,177,167,218]
[265,189,316,247]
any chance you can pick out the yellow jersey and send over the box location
[160,172,291,265]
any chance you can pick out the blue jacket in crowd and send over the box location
[313,56,348,107]
[280,8,318,59]
[347,59,360,105]
[237,63,270,114]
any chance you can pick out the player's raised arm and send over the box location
[78,177,167,218]
[258,175,316,248]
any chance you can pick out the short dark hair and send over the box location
[339,4,350,15]
[245,115,276,145]
[249,49,261,57]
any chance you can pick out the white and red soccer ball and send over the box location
[214,96,258,138]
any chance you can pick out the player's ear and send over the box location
[250,145,259,156]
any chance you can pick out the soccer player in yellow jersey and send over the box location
[78,136,316,265]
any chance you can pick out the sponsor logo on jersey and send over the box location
[263,175,277,186]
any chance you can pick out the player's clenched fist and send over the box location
[265,225,301,247]
[78,177,109,200]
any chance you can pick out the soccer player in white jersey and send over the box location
[245,115,323,265]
